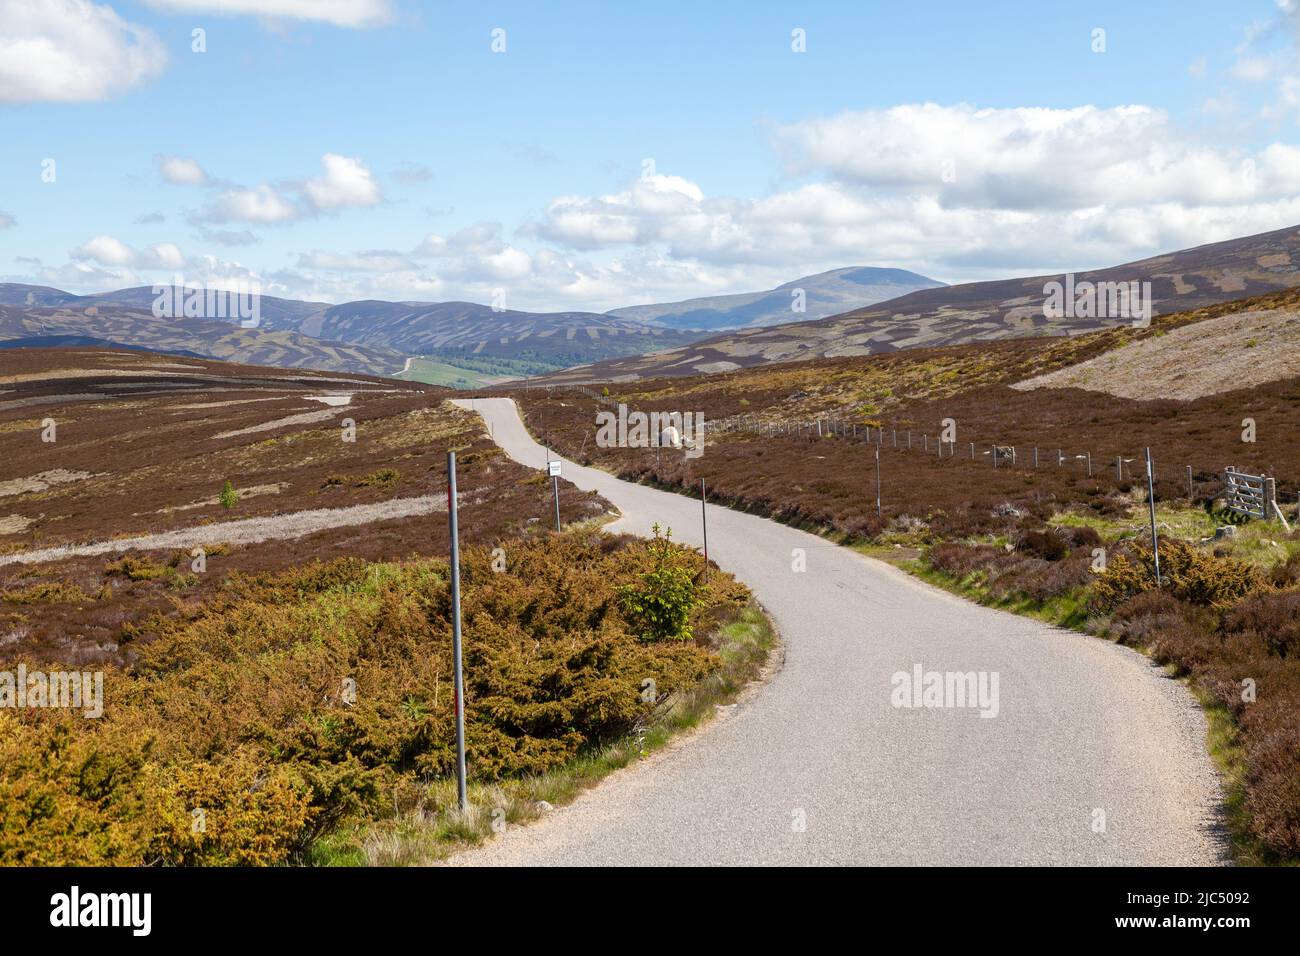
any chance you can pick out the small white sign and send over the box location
[548,460,562,478]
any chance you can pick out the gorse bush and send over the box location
[1091,539,1264,611]
[0,530,745,865]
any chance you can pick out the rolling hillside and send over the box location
[0,285,709,379]
[533,224,1300,383]
[609,266,944,331]
[299,300,702,372]
[0,303,408,376]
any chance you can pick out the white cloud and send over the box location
[199,154,383,225]
[148,242,187,270]
[143,0,391,28]
[302,154,383,210]
[0,212,14,229]
[517,103,1300,290]
[771,103,1300,210]
[208,184,300,224]
[0,0,167,103]
[533,175,709,249]
[72,235,186,270]
[156,155,210,186]
[73,235,135,267]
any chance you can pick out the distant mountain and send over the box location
[0,264,941,380]
[609,267,945,331]
[300,300,702,370]
[0,284,80,308]
[534,223,1300,383]
[0,286,710,378]
[72,286,329,329]
[0,304,407,377]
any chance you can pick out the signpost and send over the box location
[446,452,468,811]
[548,458,562,531]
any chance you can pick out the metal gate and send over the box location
[1224,467,1272,520]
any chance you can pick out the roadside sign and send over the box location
[548,459,562,478]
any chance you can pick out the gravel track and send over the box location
[0,494,445,567]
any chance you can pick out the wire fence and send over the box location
[513,383,1300,521]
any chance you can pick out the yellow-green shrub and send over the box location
[1091,539,1264,611]
[0,530,746,865]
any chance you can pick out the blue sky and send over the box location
[3,0,1300,311]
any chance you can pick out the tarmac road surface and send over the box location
[447,397,1226,866]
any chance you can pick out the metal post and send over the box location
[447,451,468,811]
[1145,447,1162,587]
[552,473,561,531]
[1187,465,1193,501]
[1116,456,1122,481]
[1033,447,1038,468]
[1086,451,1092,477]
[701,478,708,565]
[875,443,881,517]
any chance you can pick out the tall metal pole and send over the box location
[700,478,708,566]
[552,474,561,531]
[446,451,468,811]
[875,443,881,517]
[1145,447,1162,587]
